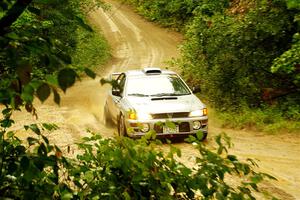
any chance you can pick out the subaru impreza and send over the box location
[104,68,208,140]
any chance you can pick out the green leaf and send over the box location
[42,135,49,144]
[250,174,263,184]
[84,171,94,182]
[46,74,58,86]
[61,191,73,200]
[122,191,131,200]
[36,83,51,102]
[165,120,176,129]
[42,123,58,131]
[27,137,39,145]
[57,68,77,92]
[5,32,19,40]
[25,124,41,135]
[1,118,14,128]
[287,0,300,9]
[21,84,34,103]
[84,68,96,79]
[196,131,204,140]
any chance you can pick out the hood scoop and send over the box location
[151,97,178,101]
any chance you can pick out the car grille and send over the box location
[151,112,189,119]
[154,122,190,133]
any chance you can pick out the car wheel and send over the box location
[104,104,114,127]
[118,114,127,136]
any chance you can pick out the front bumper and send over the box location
[125,116,208,139]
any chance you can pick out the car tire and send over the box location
[104,103,113,127]
[118,114,127,136]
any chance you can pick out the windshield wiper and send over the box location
[151,93,189,97]
[128,93,149,97]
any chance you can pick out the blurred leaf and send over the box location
[21,84,34,103]
[46,74,58,86]
[84,171,94,182]
[122,191,131,200]
[61,191,73,200]
[25,124,41,135]
[196,131,204,140]
[42,123,58,131]
[36,83,51,102]
[5,32,19,39]
[250,174,263,184]
[58,68,77,92]
[42,135,49,144]
[27,137,39,145]
[1,118,14,128]
[84,67,96,79]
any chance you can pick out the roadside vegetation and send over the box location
[0,0,279,199]
[124,0,300,133]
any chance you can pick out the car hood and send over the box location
[125,94,205,114]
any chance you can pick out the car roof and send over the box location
[125,68,177,77]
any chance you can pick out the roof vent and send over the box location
[143,67,161,75]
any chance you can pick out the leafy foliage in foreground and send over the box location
[0,110,275,199]
[0,0,108,111]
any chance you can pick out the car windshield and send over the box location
[126,74,191,97]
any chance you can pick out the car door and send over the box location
[109,73,126,122]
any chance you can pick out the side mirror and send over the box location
[192,86,201,93]
[112,88,121,96]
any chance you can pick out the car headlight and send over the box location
[193,121,201,130]
[128,111,152,120]
[189,108,208,117]
[128,111,137,120]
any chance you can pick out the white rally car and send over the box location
[104,68,208,140]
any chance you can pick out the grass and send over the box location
[215,106,300,134]
[72,25,110,71]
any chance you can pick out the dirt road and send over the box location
[13,0,300,199]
